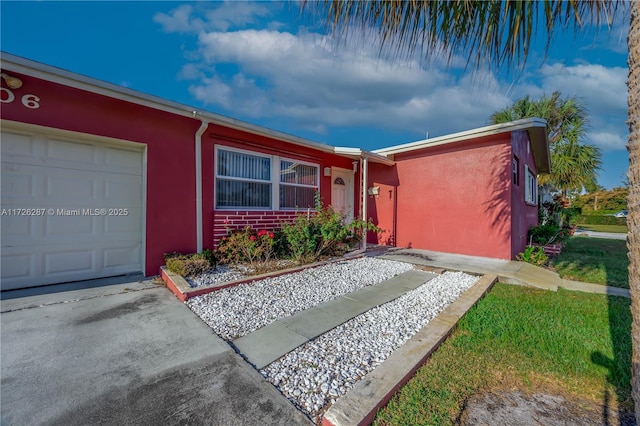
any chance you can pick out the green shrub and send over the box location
[216,226,276,266]
[164,252,212,277]
[282,215,319,263]
[200,249,217,267]
[528,224,564,245]
[516,246,549,266]
[271,230,290,259]
[282,192,383,263]
[574,215,627,226]
[561,207,582,225]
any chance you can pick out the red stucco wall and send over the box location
[510,130,539,258]
[1,71,199,276]
[1,70,360,277]
[369,135,515,259]
[201,125,358,248]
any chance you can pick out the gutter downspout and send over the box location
[195,119,208,253]
[361,156,368,252]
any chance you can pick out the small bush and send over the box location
[282,192,383,263]
[164,253,212,277]
[282,215,319,263]
[529,224,564,245]
[271,230,290,258]
[200,249,217,268]
[217,226,276,266]
[561,207,582,225]
[516,246,549,266]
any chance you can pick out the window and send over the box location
[216,148,272,208]
[512,156,519,185]
[215,147,319,210]
[279,160,318,209]
[525,167,537,204]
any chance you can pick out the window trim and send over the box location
[214,145,320,211]
[215,145,272,210]
[279,157,321,210]
[525,166,537,205]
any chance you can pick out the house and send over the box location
[367,120,550,259]
[0,52,548,291]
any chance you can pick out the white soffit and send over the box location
[333,147,396,166]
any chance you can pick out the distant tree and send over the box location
[491,92,602,198]
[572,187,629,212]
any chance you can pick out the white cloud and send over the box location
[154,2,271,34]
[154,4,200,33]
[157,3,627,155]
[589,131,627,150]
[539,63,627,114]
[184,27,511,140]
[190,75,233,109]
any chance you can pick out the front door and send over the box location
[331,168,354,222]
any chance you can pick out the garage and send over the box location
[1,123,145,290]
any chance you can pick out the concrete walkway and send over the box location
[1,279,311,426]
[374,247,630,298]
[234,270,437,369]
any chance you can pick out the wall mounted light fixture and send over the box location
[367,186,380,196]
[323,167,332,177]
[1,72,23,89]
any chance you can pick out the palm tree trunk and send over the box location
[628,2,640,423]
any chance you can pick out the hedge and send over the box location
[574,215,627,226]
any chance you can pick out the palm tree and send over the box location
[304,0,638,420]
[491,92,602,198]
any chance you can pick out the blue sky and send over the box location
[1,1,630,189]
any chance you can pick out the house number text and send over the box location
[0,87,40,109]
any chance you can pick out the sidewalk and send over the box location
[234,270,437,369]
[574,229,627,240]
[374,247,630,298]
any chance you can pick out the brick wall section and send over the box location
[212,210,309,247]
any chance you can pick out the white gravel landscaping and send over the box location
[185,264,245,288]
[259,271,480,420]
[186,257,415,340]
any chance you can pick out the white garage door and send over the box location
[1,125,144,290]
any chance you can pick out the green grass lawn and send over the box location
[374,284,632,425]
[577,224,628,233]
[552,237,629,288]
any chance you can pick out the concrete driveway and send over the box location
[1,278,311,426]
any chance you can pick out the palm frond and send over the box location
[303,0,625,71]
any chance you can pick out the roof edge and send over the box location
[334,147,396,166]
[373,118,547,156]
[0,51,337,155]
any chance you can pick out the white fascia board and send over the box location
[334,146,395,166]
[0,52,336,154]
[373,118,547,156]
